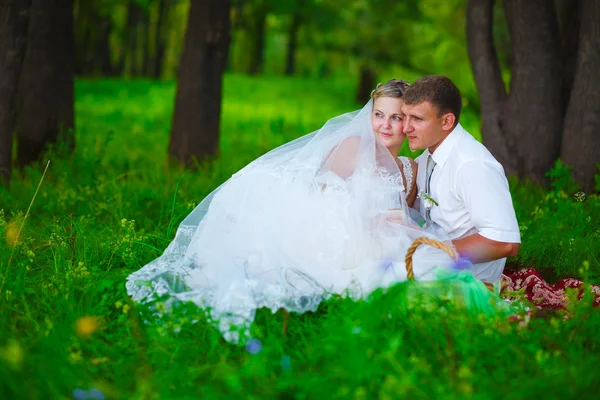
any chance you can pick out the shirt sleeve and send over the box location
[456,160,521,243]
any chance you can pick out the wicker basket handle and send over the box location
[404,237,495,292]
[405,237,458,280]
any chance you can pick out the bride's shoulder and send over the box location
[339,136,361,147]
[330,136,361,156]
[397,156,417,172]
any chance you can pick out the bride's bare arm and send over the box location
[321,136,361,179]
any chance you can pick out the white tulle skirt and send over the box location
[126,166,454,343]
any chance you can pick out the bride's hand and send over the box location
[385,208,405,224]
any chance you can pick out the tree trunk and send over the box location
[141,9,151,76]
[0,0,31,185]
[501,0,563,184]
[169,0,231,166]
[96,17,114,76]
[74,1,92,76]
[466,0,513,173]
[556,0,581,108]
[152,0,169,78]
[17,0,75,167]
[355,63,376,104]
[284,8,302,76]
[124,2,143,76]
[560,0,600,193]
[248,2,267,75]
[467,0,563,183]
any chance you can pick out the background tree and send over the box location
[299,0,421,102]
[17,0,75,167]
[0,0,31,185]
[74,0,116,76]
[283,0,306,76]
[74,0,178,78]
[246,0,269,74]
[168,0,231,166]
[467,0,599,191]
[560,0,600,192]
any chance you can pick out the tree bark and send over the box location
[284,8,302,76]
[152,0,169,78]
[355,63,376,104]
[248,1,267,75]
[141,9,151,77]
[169,0,231,166]
[466,0,513,174]
[96,17,114,76]
[124,1,143,76]
[561,0,600,193]
[0,0,31,185]
[74,1,92,76]
[467,0,563,183]
[556,0,581,109]
[17,0,75,167]
[501,0,563,184]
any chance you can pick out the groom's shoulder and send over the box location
[455,127,501,166]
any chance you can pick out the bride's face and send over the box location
[371,97,406,154]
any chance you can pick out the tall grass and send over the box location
[0,75,598,399]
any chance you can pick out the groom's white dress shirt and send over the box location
[415,123,521,282]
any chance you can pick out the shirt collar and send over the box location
[426,123,465,167]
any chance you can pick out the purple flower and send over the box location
[72,389,87,400]
[72,387,105,400]
[245,338,263,354]
[452,256,473,271]
[88,388,106,400]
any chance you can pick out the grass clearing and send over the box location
[0,75,598,398]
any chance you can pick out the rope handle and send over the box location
[404,237,495,292]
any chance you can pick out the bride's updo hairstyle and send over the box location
[370,79,410,100]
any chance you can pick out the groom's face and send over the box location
[401,101,452,153]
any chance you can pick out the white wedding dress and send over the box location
[126,100,454,342]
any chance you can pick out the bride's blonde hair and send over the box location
[370,79,411,100]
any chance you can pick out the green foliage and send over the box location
[0,76,598,397]
[227,0,502,110]
[546,159,581,194]
[76,0,511,114]
[511,160,600,280]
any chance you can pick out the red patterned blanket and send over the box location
[501,268,600,309]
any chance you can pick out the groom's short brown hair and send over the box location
[403,75,462,125]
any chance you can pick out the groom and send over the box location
[401,75,520,285]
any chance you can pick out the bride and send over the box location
[126,79,457,342]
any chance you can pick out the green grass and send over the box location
[0,75,599,399]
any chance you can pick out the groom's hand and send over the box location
[452,233,520,263]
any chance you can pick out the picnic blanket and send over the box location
[501,268,600,309]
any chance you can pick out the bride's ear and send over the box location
[441,113,456,131]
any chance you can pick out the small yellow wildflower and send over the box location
[0,339,24,369]
[75,316,99,338]
[5,221,20,247]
